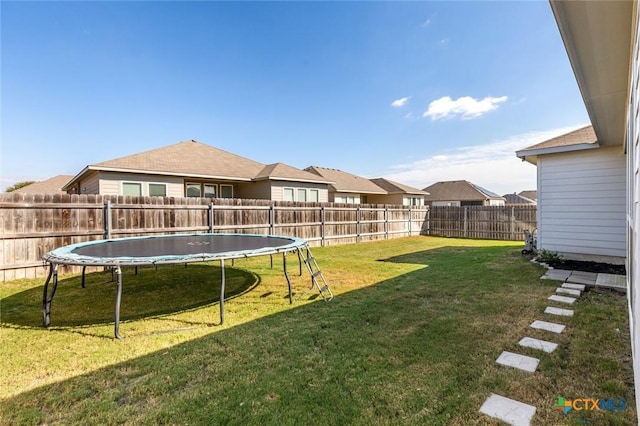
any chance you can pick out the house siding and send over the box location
[97,172,184,197]
[537,146,626,260]
[628,1,640,413]
[79,171,100,195]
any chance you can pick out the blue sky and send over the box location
[1,1,588,194]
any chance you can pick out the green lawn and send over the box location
[0,236,635,425]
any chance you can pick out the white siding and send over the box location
[537,146,626,259]
[432,201,461,207]
[628,4,640,413]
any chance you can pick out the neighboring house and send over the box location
[516,125,626,263]
[520,0,640,409]
[369,178,427,206]
[422,180,506,206]
[62,140,332,202]
[503,193,537,207]
[517,190,537,202]
[303,166,426,205]
[11,175,74,194]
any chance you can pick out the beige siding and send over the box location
[537,146,626,260]
[78,171,100,194]
[98,172,184,197]
[270,182,329,202]
[236,181,273,200]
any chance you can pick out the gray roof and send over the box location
[305,166,387,194]
[422,180,505,202]
[13,175,73,194]
[369,178,428,195]
[517,190,537,201]
[503,193,537,205]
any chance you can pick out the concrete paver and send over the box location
[556,287,581,296]
[544,306,574,317]
[530,320,565,333]
[548,294,576,304]
[496,351,539,373]
[518,337,558,353]
[480,393,536,426]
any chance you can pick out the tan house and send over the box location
[369,178,427,206]
[422,180,505,206]
[304,166,426,205]
[62,140,332,202]
[12,175,74,194]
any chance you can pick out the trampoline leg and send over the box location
[81,265,87,288]
[114,265,123,339]
[219,259,225,325]
[283,252,293,304]
[270,254,273,269]
[297,248,303,276]
[42,263,59,327]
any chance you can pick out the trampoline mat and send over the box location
[72,234,297,259]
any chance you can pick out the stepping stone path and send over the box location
[530,320,565,333]
[479,394,536,426]
[480,267,596,424]
[496,351,540,373]
[544,306,574,316]
[518,337,557,353]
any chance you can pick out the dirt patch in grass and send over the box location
[560,259,626,275]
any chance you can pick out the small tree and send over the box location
[4,181,35,192]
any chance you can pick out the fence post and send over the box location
[321,206,326,247]
[408,207,412,236]
[463,207,468,238]
[269,204,275,235]
[208,203,214,233]
[384,206,389,240]
[510,206,515,240]
[103,200,112,239]
[356,205,361,243]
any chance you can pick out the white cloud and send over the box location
[423,95,508,120]
[391,96,410,108]
[380,125,586,195]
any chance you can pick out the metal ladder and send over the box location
[299,246,333,301]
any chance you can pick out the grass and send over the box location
[0,236,636,425]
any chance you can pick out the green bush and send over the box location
[536,249,565,267]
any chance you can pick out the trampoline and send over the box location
[42,233,333,338]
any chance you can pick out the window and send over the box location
[122,182,142,196]
[309,189,319,202]
[149,183,167,197]
[186,183,201,197]
[283,187,294,202]
[297,188,307,202]
[204,184,217,198]
[220,185,233,198]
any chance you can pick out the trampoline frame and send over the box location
[41,233,311,338]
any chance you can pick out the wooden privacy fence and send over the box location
[0,194,536,281]
[0,193,428,281]
[425,205,537,240]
